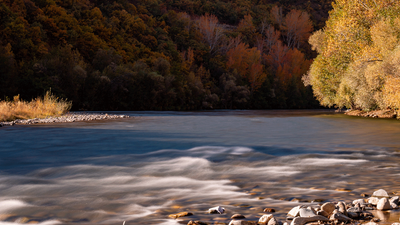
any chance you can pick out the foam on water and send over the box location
[295,158,368,166]
[0,220,61,225]
[0,200,30,213]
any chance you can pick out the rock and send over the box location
[377,198,391,210]
[337,201,347,215]
[347,212,359,219]
[258,214,274,225]
[391,202,399,209]
[363,222,379,225]
[228,220,256,225]
[209,206,225,214]
[168,211,193,219]
[287,206,303,217]
[290,215,329,225]
[392,223,400,225]
[187,221,207,225]
[390,196,400,205]
[329,212,352,222]
[263,208,276,213]
[231,214,246,219]
[299,208,317,217]
[316,210,329,217]
[268,217,278,225]
[368,197,380,205]
[353,199,366,206]
[373,189,390,198]
[347,207,363,213]
[321,202,336,215]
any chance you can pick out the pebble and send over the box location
[369,197,380,205]
[231,214,246,219]
[390,196,400,205]
[290,215,328,225]
[209,206,225,214]
[377,198,391,210]
[258,214,274,225]
[168,211,193,219]
[321,202,335,215]
[373,189,390,198]
[287,206,303,217]
[187,221,207,225]
[228,220,256,225]
[329,212,352,222]
[353,199,366,205]
[268,217,278,225]
[0,112,129,127]
[299,208,316,217]
[263,208,276,213]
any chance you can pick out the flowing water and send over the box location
[1,110,400,225]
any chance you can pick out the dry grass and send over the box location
[0,91,72,122]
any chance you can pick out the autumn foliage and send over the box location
[0,0,331,110]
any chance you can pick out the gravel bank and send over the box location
[0,112,130,127]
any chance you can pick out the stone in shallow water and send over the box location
[353,199,366,206]
[168,211,193,219]
[290,215,328,225]
[377,198,391,211]
[390,196,400,205]
[336,201,347,215]
[321,202,335,215]
[231,214,245,219]
[268,217,278,225]
[228,220,256,225]
[263,208,276,213]
[373,189,390,198]
[209,206,225,214]
[187,221,207,225]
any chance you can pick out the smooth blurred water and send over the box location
[1,110,400,224]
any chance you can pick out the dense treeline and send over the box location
[0,0,332,110]
[305,0,400,115]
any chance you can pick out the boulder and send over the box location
[209,206,225,214]
[321,202,336,215]
[290,215,328,225]
[373,189,390,198]
[377,198,391,211]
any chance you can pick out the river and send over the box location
[1,110,400,225]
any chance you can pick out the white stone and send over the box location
[268,217,278,225]
[390,196,400,205]
[336,202,347,215]
[377,198,391,211]
[352,199,365,206]
[258,214,274,225]
[208,206,225,214]
[299,208,317,217]
[364,222,379,225]
[368,197,380,205]
[228,220,255,225]
[373,189,390,198]
[391,223,400,225]
[321,202,335,215]
[391,202,399,209]
[290,215,329,225]
[287,206,302,217]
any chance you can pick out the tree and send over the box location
[281,9,313,49]
[197,13,225,55]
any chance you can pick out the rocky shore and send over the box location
[345,109,399,119]
[0,112,130,127]
[169,189,400,225]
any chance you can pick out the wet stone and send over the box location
[390,196,400,205]
[168,212,193,219]
[377,198,391,211]
[299,208,316,217]
[329,212,352,222]
[290,215,329,225]
[231,214,246,219]
[187,221,208,225]
[209,206,225,214]
[258,214,274,225]
[267,217,278,225]
[263,208,276,213]
[287,206,303,217]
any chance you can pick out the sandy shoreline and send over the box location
[0,112,130,127]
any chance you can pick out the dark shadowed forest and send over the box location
[0,0,333,110]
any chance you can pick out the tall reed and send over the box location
[0,91,72,122]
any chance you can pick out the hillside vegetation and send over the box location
[305,0,400,116]
[0,0,332,110]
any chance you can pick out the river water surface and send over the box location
[1,110,400,225]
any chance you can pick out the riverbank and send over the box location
[0,112,129,127]
[345,109,399,119]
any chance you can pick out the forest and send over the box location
[0,0,333,110]
[306,0,400,116]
